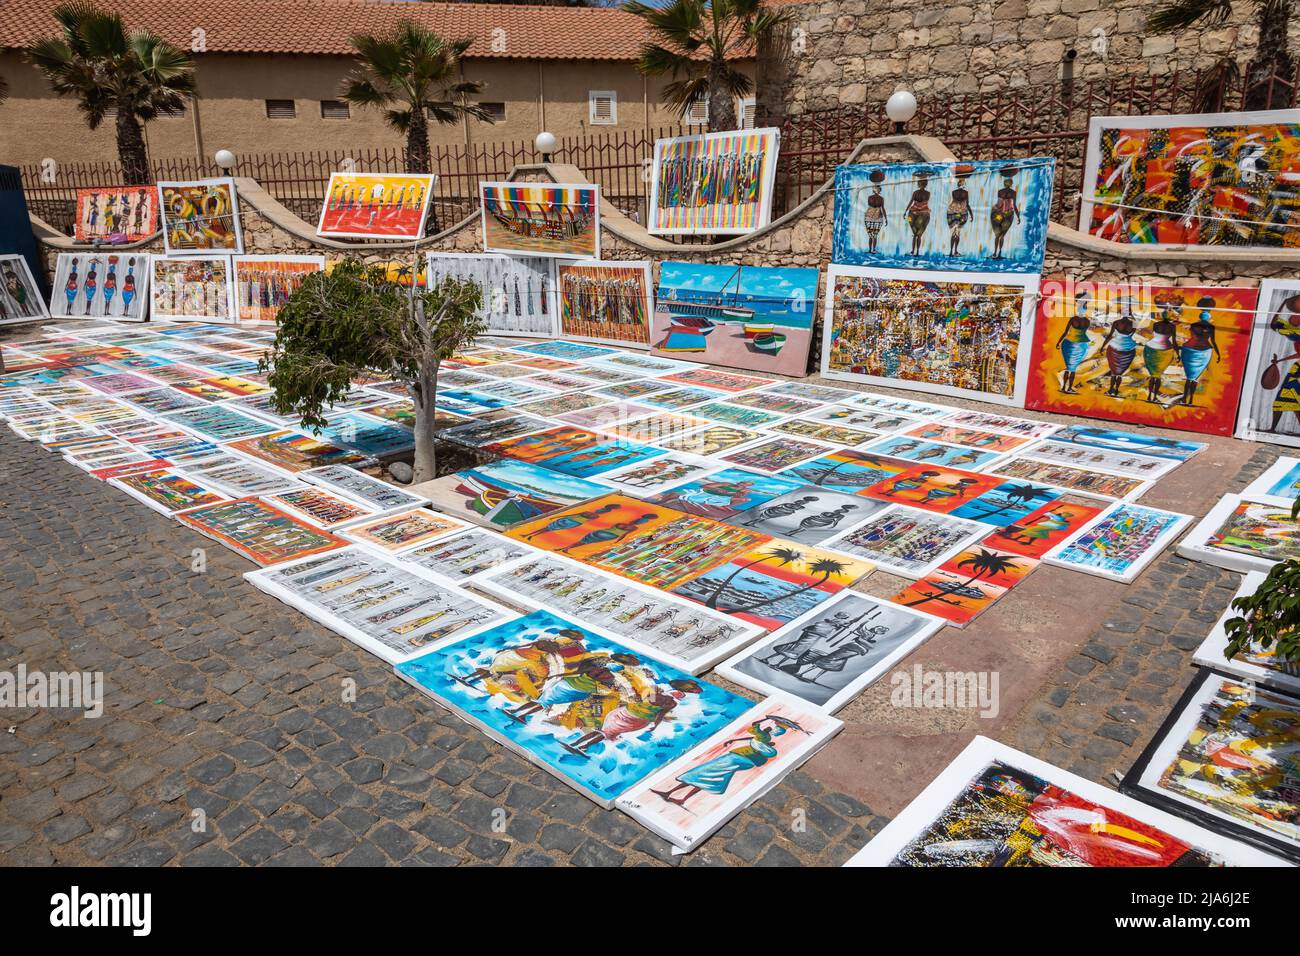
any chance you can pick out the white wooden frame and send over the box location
[1236,278,1300,447]
[647,127,780,236]
[1044,501,1193,582]
[156,177,245,255]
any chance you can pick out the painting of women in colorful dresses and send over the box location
[822,266,1039,406]
[317,173,435,240]
[48,253,147,322]
[1080,110,1300,250]
[648,128,780,235]
[1237,279,1300,446]
[832,159,1055,273]
[157,178,244,254]
[75,186,158,243]
[1025,282,1258,436]
[394,610,752,807]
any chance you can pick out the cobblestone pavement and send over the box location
[0,431,881,866]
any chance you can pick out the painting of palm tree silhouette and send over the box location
[952,482,1058,525]
[897,546,1032,623]
[701,546,803,610]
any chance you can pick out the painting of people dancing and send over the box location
[316,172,435,240]
[648,128,780,235]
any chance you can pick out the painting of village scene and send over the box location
[480,182,600,258]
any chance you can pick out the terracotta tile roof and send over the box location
[0,0,722,61]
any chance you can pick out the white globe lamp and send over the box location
[885,90,917,134]
[535,131,556,163]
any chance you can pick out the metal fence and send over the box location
[20,64,1300,239]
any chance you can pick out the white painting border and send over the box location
[1177,493,1293,574]
[149,254,236,324]
[1193,570,1300,697]
[1044,500,1193,582]
[315,172,436,241]
[156,177,245,256]
[478,180,601,260]
[821,503,990,579]
[557,258,654,350]
[647,127,781,236]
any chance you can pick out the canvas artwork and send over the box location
[1242,456,1300,507]
[688,401,787,429]
[1014,438,1178,480]
[393,609,752,807]
[178,497,347,565]
[342,508,468,554]
[719,591,944,712]
[721,437,833,473]
[638,386,728,411]
[1080,109,1300,250]
[732,486,885,545]
[321,413,415,458]
[317,172,435,239]
[990,457,1149,500]
[397,529,534,582]
[108,468,228,517]
[860,435,1003,470]
[437,458,606,529]
[425,252,557,337]
[892,544,1038,626]
[769,418,878,447]
[1049,423,1206,461]
[1178,494,1300,572]
[1194,571,1300,696]
[832,158,1055,272]
[844,391,958,418]
[850,736,1284,867]
[488,426,665,478]
[478,553,763,673]
[300,464,428,513]
[1043,501,1192,582]
[651,262,819,377]
[779,450,913,493]
[593,379,677,401]
[616,698,841,852]
[594,454,717,493]
[1123,673,1300,862]
[225,430,373,473]
[1024,282,1258,436]
[232,255,324,325]
[657,367,771,393]
[554,401,657,432]
[162,404,278,442]
[983,498,1105,558]
[439,413,552,449]
[557,260,652,348]
[49,254,149,321]
[823,504,987,577]
[511,340,614,361]
[725,390,821,416]
[117,388,202,416]
[822,266,1040,406]
[648,468,804,520]
[902,422,1032,454]
[947,480,1064,528]
[0,255,50,325]
[151,256,235,322]
[806,405,922,433]
[262,486,379,529]
[480,182,600,259]
[75,186,158,243]
[245,547,508,664]
[861,465,1004,514]
[648,127,780,235]
[611,412,711,445]
[1236,279,1300,446]
[184,457,301,497]
[157,178,244,254]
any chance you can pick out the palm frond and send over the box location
[1147,0,1234,32]
[637,42,695,78]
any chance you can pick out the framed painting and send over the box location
[849,736,1285,866]
[395,528,535,582]
[647,467,804,520]
[1241,455,1300,507]
[261,485,380,530]
[300,464,429,513]
[778,450,913,493]
[394,609,753,807]
[108,468,229,517]
[1080,109,1300,250]
[432,458,609,529]
[616,698,841,853]
[832,157,1055,272]
[488,426,665,478]
[1237,279,1300,446]
[1043,501,1192,582]
[860,465,1004,514]
[177,497,348,566]
[731,486,886,545]
[1194,570,1300,696]
[317,172,435,240]
[0,255,50,326]
[987,456,1150,501]
[245,546,509,664]
[859,435,1004,471]
[161,404,278,443]
[231,255,324,325]
[938,409,1060,438]
[479,181,599,259]
[1048,423,1206,461]
[150,255,236,323]
[1024,281,1258,436]
[1013,437,1179,481]
[593,454,717,494]
[981,498,1104,559]
[439,413,552,450]
[49,254,149,322]
[891,544,1038,626]
[720,437,834,473]
[717,591,944,712]
[556,260,652,348]
[821,266,1040,407]
[157,178,244,254]
[1121,671,1300,863]
[74,185,158,243]
[426,252,557,338]
[821,504,987,577]
[648,127,780,235]
[477,551,764,674]
[1177,494,1300,572]
[185,457,302,497]
[657,367,771,393]
[650,262,819,377]
[341,507,469,554]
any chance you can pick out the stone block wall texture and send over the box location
[766,0,1299,113]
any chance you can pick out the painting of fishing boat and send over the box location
[479,181,600,259]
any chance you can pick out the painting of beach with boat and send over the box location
[651,261,820,376]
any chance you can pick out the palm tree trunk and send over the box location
[116,110,152,186]
[1245,0,1295,109]
[737,571,830,616]
[405,107,432,174]
[706,56,737,132]
[704,554,773,609]
[411,360,438,483]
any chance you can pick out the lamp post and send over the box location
[214,149,236,174]
[535,131,556,164]
[885,90,917,135]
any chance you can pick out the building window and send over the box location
[737,97,756,129]
[588,90,617,126]
[685,96,708,126]
[479,102,506,123]
[320,100,350,120]
[265,99,296,120]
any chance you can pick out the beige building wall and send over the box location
[0,49,754,169]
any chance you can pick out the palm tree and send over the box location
[738,557,850,616]
[905,549,1022,611]
[1147,0,1295,109]
[26,3,195,186]
[623,0,788,131]
[703,545,801,609]
[341,21,490,175]
[964,483,1054,522]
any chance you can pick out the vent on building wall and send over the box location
[685,96,708,126]
[588,91,617,125]
[320,100,350,120]
[265,99,297,120]
[480,102,507,122]
[738,97,756,129]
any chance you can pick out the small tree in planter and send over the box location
[261,257,484,484]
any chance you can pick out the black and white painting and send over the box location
[731,486,884,544]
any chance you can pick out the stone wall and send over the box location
[768,0,1297,113]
